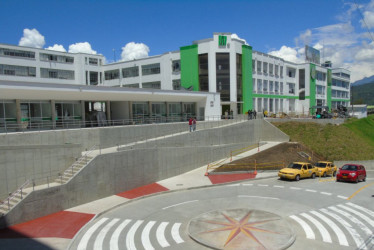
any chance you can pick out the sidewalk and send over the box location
[0,141,281,250]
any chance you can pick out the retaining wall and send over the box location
[269,118,345,125]
[334,160,374,170]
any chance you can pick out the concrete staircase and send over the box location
[0,190,28,216]
[55,155,95,184]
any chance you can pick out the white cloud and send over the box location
[68,42,97,54]
[231,33,248,45]
[268,46,303,63]
[361,11,374,29]
[46,44,66,52]
[120,42,149,61]
[19,28,45,48]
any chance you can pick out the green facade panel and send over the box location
[327,69,332,110]
[180,45,199,91]
[242,45,253,113]
[309,63,316,114]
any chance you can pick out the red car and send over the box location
[336,164,366,183]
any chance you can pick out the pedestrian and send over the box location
[249,109,253,120]
[192,117,196,131]
[254,110,257,119]
[247,109,251,120]
[230,110,233,119]
[188,117,193,132]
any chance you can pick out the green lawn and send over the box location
[272,115,374,161]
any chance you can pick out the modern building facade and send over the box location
[0,32,351,131]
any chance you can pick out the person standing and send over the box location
[254,110,257,119]
[189,117,193,132]
[192,117,197,131]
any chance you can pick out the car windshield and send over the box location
[288,163,302,170]
[315,162,327,168]
[341,165,357,171]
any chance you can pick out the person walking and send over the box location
[254,110,257,119]
[192,117,197,131]
[189,117,193,132]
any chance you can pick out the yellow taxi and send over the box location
[278,162,317,181]
[314,161,337,177]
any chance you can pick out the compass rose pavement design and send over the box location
[188,209,295,250]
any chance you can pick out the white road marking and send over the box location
[77,217,109,250]
[329,206,374,244]
[171,223,184,244]
[310,210,348,246]
[289,215,315,239]
[242,183,253,186]
[290,187,302,190]
[238,195,279,200]
[347,202,374,217]
[162,200,198,210]
[94,218,120,250]
[273,185,284,188]
[320,208,365,249]
[305,189,317,193]
[126,220,143,250]
[320,192,332,196]
[300,213,332,243]
[227,184,240,187]
[110,219,131,250]
[258,184,269,187]
[156,222,170,248]
[337,195,348,199]
[141,221,156,250]
[338,204,374,227]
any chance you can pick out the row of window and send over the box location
[40,53,74,63]
[104,63,162,80]
[332,90,349,98]
[0,64,36,77]
[332,78,349,89]
[253,79,285,94]
[333,72,350,79]
[0,48,35,59]
[252,60,284,77]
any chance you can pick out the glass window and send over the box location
[40,53,74,63]
[280,66,283,77]
[104,69,120,80]
[269,81,274,92]
[41,68,75,79]
[90,72,98,85]
[142,63,160,75]
[199,54,209,91]
[263,80,268,92]
[257,79,262,93]
[89,58,98,65]
[123,83,139,88]
[269,64,273,75]
[142,81,161,89]
[263,62,268,74]
[288,83,295,94]
[0,64,36,77]
[275,81,279,93]
[0,47,35,59]
[257,61,262,72]
[216,53,230,101]
[122,66,139,78]
[172,79,181,90]
[252,60,255,71]
[172,60,180,72]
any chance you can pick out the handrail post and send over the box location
[20,187,23,199]
[7,197,10,210]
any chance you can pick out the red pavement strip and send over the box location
[208,173,257,184]
[116,182,169,199]
[0,211,94,239]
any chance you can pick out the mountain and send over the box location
[351,80,374,105]
[352,75,374,86]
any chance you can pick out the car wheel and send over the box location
[336,178,339,182]
[333,171,336,177]
[323,172,326,177]
[355,177,359,183]
[312,173,316,179]
[363,175,366,182]
[295,175,300,181]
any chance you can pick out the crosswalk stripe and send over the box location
[110,219,131,250]
[171,223,184,244]
[78,217,109,250]
[310,210,348,246]
[289,215,315,239]
[346,202,374,218]
[126,220,143,250]
[320,208,366,249]
[338,204,374,228]
[329,206,374,245]
[141,221,156,250]
[156,222,170,248]
[300,213,332,243]
[94,218,120,250]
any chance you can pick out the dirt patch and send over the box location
[214,142,325,172]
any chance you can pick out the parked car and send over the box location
[314,161,337,177]
[336,164,366,183]
[278,162,317,181]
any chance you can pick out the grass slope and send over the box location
[273,115,374,161]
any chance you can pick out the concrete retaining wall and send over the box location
[269,118,345,125]
[0,119,289,227]
[334,160,374,170]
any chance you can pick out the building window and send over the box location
[142,63,160,75]
[257,61,262,72]
[288,82,295,94]
[104,69,120,80]
[237,54,242,101]
[252,60,255,72]
[275,65,279,76]
[142,81,161,89]
[263,62,268,74]
[263,80,268,92]
[89,58,98,65]
[40,68,75,80]
[90,72,98,85]
[316,71,326,81]
[269,81,274,93]
[0,64,36,77]
[123,83,139,88]
[216,53,230,101]
[172,60,181,73]
[257,79,262,93]
[280,66,283,77]
[122,66,139,78]
[0,48,35,59]
[172,79,181,90]
[40,53,74,63]
[199,54,209,91]
[275,82,279,93]
[269,64,274,75]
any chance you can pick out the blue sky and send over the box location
[1,0,374,82]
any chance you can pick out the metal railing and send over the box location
[0,179,30,214]
[61,145,97,179]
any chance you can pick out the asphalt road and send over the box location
[69,173,374,250]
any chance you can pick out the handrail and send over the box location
[62,145,97,178]
[0,179,30,214]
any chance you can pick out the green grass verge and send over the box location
[272,115,374,161]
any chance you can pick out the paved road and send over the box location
[69,175,374,250]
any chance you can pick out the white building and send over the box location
[0,33,351,131]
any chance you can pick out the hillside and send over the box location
[272,115,374,161]
[351,82,374,105]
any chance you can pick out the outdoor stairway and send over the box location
[54,155,95,184]
[0,191,27,215]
